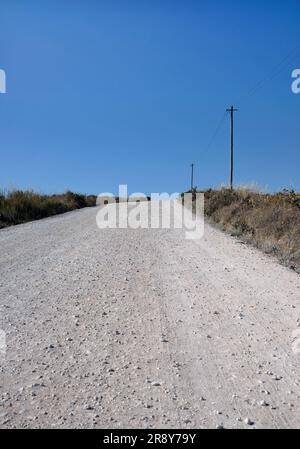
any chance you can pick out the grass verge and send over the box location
[185,188,300,273]
[0,190,97,229]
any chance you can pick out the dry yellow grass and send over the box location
[0,190,97,228]
[203,188,300,272]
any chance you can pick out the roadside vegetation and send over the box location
[184,188,300,273]
[0,190,97,229]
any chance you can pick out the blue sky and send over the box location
[0,0,299,195]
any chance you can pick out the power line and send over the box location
[236,46,300,105]
[206,110,229,151]
[189,111,228,188]
[195,47,300,189]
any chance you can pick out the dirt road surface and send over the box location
[1,202,300,428]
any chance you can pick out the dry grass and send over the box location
[0,190,97,229]
[202,188,300,272]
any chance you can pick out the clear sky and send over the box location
[0,0,299,195]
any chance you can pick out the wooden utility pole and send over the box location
[190,163,194,191]
[226,105,238,189]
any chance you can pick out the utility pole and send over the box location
[226,105,238,189]
[190,163,194,192]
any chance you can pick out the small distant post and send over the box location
[190,163,194,192]
[226,105,238,189]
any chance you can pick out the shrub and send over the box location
[0,189,96,228]
[196,187,300,272]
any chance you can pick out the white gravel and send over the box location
[0,202,300,428]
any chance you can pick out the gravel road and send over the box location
[0,202,300,429]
